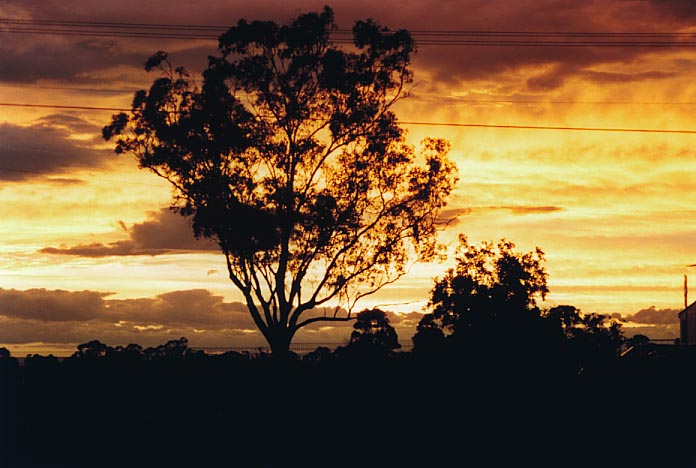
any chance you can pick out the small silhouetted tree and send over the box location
[413,235,548,355]
[73,340,112,359]
[627,333,649,348]
[143,337,192,360]
[103,7,458,357]
[0,346,18,369]
[545,305,624,371]
[346,308,401,354]
[114,343,144,357]
[302,346,334,363]
[412,313,445,356]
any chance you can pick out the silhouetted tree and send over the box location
[302,346,334,363]
[413,235,548,354]
[344,308,401,356]
[143,337,193,360]
[103,6,458,357]
[0,347,18,370]
[411,312,446,356]
[72,340,112,359]
[113,343,144,357]
[545,305,624,372]
[626,333,650,348]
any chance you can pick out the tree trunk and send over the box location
[267,327,294,359]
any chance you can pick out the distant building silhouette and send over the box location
[678,301,696,345]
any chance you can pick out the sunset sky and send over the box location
[1,0,694,354]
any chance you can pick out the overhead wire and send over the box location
[0,84,137,94]
[0,102,127,112]
[2,18,696,133]
[3,84,696,106]
[3,18,696,36]
[4,28,696,46]
[1,101,696,134]
[4,18,696,46]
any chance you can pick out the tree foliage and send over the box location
[103,6,458,356]
[413,236,625,372]
[414,235,548,350]
[544,305,624,370]
[346,308,401,355]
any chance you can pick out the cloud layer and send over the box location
[40,208,217,256]
[0,119,109,181]
[0,287,423,352]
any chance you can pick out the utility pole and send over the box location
[685,264,696,309]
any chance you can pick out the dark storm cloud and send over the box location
[40,208,217,257]
[0,121,109,181]
[647,0,696,19]
[1,0,324,27]
[0,0,291,84]
[527,68,677,92]
[578,70,676,84]
[398,0,696,90]
[4,0,693,91]
[0,38,141,83]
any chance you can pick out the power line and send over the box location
[5,18,696,37]
[5,28,696,46]
[0,18,229,31]
[0,28,222,41]
[415,97,696,106]
[0,83,136,94]
[2,101,695,134]
[4,18,696,46]
[0,102,126,112]
[3,84,696,106]
[406,30,696,38]
[401,121,696,134]
[0,165,168,188]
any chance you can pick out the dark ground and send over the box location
[1,346,695,468]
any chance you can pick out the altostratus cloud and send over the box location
[3,0,695,92]
[0,120,109,181]
[0,287,423,347]
[40,208,217,256]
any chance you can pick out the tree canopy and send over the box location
[414,235,548,350]
[345,308,401,356]
[103,6,458,356]
[544,304,624,371]
[413,235,625,373]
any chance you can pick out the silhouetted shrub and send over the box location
[302,346,335,362]
[72,339,112,359]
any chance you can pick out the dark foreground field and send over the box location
[1,346,695,468]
